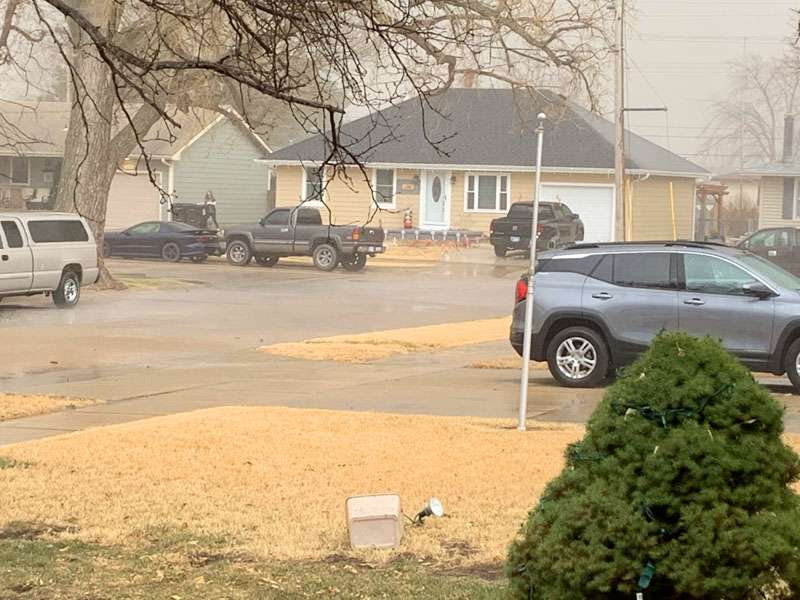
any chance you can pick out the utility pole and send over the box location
[614,0,626,241]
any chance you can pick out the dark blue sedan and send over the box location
[103,221,224,263]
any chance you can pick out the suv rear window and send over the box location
[610,252,675,289]
[538,255,601,276]
[28,220,89,243]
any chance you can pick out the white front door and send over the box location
[422,171,450,229]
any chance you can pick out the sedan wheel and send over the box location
[340,253,367,272]
[255,256,279,267]
[161,242,181,262]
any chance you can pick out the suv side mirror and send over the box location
[742,281,773,299]
[571,213,580,221]
[259,217,266,227]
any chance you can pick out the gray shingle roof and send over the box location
[730,161,800,178]
[267,88,707,176]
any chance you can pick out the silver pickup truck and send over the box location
[0,212,99,308]
[224,206,385,272]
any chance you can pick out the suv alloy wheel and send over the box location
[546,326,610,387]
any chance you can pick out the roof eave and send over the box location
[258,158,706,178]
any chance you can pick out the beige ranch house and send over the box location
[265,89,707,242]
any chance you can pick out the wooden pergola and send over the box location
[695,182,729,241]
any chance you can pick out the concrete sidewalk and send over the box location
[0,342,605,446]
[3,341,800,446]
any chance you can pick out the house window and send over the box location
[303,166,325,204]
[373,169,395,207]
[465,173,509,212]
[0,156,30,185]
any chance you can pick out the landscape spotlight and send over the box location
[415,497,444,524]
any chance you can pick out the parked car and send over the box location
[490,201,584,257]
[737,227,800,275]
[103,221,223,263]
[510,241,800,392]
[0,212,98,308]
[224,206,385,271]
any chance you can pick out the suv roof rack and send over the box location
[565,240,730,251]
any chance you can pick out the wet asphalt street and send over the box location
[1,249,799,445]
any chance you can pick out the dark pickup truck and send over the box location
[489,201,584,257]
[224,206,385,271]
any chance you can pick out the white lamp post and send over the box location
[518,113,546,432]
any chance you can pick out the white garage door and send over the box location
[106,172,162,231]
[540,184,614,243]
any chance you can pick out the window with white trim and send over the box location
[465,173,509,212]
[0,156,30,185]
[373,168,396,207]
[303,166,325,204]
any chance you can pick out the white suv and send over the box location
[0,212,99,308]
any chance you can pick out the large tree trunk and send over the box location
[54,5,164,288]
[53,1,120,287]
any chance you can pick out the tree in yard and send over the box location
[701,51,800,173]
[2,0,612,284]
[507,332,800,599]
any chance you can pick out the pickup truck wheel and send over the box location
[493,245,507,258]
[226,240,252,266]
[256,256,279,267]
[784,338,800,393]
[313,243,339,271]
[53,270,81,308]
[341,253,367,272]
[161,242,182,262]
[546,326,609,388]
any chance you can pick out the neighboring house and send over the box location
[728,116,800,233]
[0,101,66,210]
[111,112,278,229]
[0,101,301,229]
[264,89,708,241]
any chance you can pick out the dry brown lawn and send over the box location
[0,394,98,422]
[260,318,511,363]
[0,406,581,565]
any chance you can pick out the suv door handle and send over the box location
[1,254,7,261]
[683,298,705,306]
[591,292,613,300]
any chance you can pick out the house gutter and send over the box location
[256,158,706,179]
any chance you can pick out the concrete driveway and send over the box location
[1,249,800,445]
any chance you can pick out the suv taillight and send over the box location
[352,227,361,241]
[515,277,528,303]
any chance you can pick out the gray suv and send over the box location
[510,241,800,392]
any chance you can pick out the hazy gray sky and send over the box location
[624,0,797,170]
